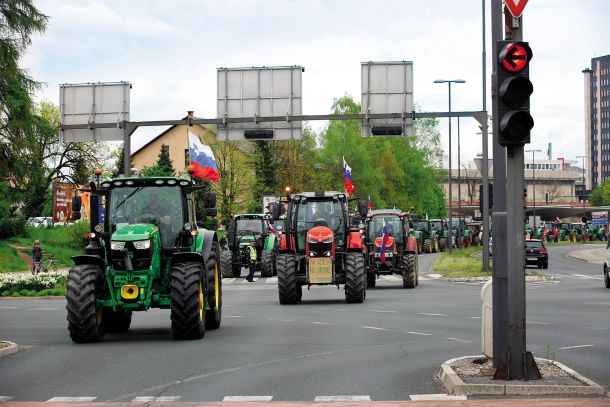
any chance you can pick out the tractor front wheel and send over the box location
[102,310,132,333]
[367,272,376,288]
[345,253,365,303]
[402,253,417,288]
[261,251,274,277]
[66,264,105,343]
[439,238,447,252]
[220,251,233,278]
[423,239,432,253]
[170,262,206,340]
[277,254,298,304]
[205,241,222,330]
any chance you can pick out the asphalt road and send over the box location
[0,245,608,402]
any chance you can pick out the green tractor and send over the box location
[364,210,419,288]
[558,222,571,241]
[429,219,449,251]
[451,219,472,248]
[66,175,222,342]
[220,214,278,278]
[570,222,585,242]
[414,220,440,253]
[466,222,483,245]
[588,223,607,241]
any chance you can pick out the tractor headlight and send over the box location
[133,240,151,250]
[110,241,126,250]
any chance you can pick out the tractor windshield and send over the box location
[368,215,402,243]
[416,221,429,232]
[236,218,264,234]
[109,186,183,248]
[430,221,444,232]
[296,199,344,232]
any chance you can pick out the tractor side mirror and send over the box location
[271,203,282,220]
[357,199,368,218]
[206,208,217,217]
[203,192,217,209]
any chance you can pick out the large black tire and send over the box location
[439,238,447,252]
[170,262,206,340]
[402,253,417,288]
[345,253,366,303]
[261,251,274,277]
[66,264,105,343]
[205,241,222,330]
[220,251,233,278]
[277,254,298,304]
[367,272,376,288]
[605,266,610,288]
[102,310,132,333]
[423,239,432,254]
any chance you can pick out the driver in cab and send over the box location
[139,193,171,226]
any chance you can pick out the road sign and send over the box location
[361,61,414,137]
[217,66,303,141]
[59,82,131,142]
[592,211,608,226]
[499,42,531,73]
[505,0,528,18]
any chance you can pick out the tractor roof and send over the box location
[291,191,347,200]
[367,209,401,217]
[100,177,192,189]
[234,213,265,219]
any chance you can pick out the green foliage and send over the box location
[248,141,277,212]
[0,240,28,272]
[64,221,91,249]
[0,216,26,239]
[139,144,175,177]
[589,179,610,206]
[7,226,84,267]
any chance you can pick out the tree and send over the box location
[139,144,175,177]
[248,141,277,212]
[589,179,610,206]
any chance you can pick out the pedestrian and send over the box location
[245,240,257,282]
[31,240,42,275]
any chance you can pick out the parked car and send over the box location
[26,217,54,228]
[525,239,548,269]
[603,246,610,288]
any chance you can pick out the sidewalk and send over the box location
[567,246,607,265]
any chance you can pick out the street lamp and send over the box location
[434,79,466,252]
[576,155,588,221]
[525,149,541,228]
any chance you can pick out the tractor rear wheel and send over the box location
[604,266,610,288]
[345,253,365,303]
[205,241,222,330]
[439,238,447,252]
[423,239,432,253]
[170,261,206,340]
[102,310,132,333]
[261,251,274,277]
[220,251,233,278]
[367,273,376,288]
[402,253,417,288]
[66,264,105,343]
[277,254,298,304]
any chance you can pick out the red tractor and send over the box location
[271,191,368,304]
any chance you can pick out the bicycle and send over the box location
[31,257,58,275]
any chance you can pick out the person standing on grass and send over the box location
[31,240,42,275]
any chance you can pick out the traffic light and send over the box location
[479,183,494,215]
[496,41,534,146]
[71,195,82,221]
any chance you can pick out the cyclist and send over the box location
[31,240,42,275]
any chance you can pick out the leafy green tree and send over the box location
[589,180,610,206]
[139,144,175,177]
[248,141,277,212]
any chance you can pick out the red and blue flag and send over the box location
[368,194,373,211]
[343,157,354,196]
[188,131,220,182]
[379,218,388,263]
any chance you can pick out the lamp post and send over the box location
[434,79,465,252]
[576,155,588,220]
[526,149,542,228]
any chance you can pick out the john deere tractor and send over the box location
[429,219,449,252]
[364,209,419,288]
[271,191,368,304]
[65,175,222,342]
[220,214,277,278]
[415,220,439,253]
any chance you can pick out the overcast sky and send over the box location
[22,0,610,168]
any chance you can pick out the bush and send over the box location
[64,221,90,249]
[0,270,67,294]
[0,216,27,239]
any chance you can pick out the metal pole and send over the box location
[533,152,536,226]
[448,82,453,252]
[481,0,490,272]
[123,122,130,177]
[458,117,462,227]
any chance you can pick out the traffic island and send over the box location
[0,341,20,358]
[438,355,606,397]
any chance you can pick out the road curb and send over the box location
[437,355,607,396]
[446,275,553,283]
[0,341,20,358]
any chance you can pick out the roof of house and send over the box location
[131,116,208,157]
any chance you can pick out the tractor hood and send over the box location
[111,223,158,241]
[374,236,395,248]
[307,226,334,242]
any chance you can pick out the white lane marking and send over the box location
[312,321,336,325]
[26,308,59,311]
[584,326,607,330]
[447,337,472,343]
[0,307,17,309]
[47,397,97,402]
[223,315,243,318]
[265,277,278,283]
[410,394,467,401]
[361,326,387,331]
[417,312,448,317]
[558,344,594,350]
[132,396,181,402]
[0,396,14,402]
[241,278,257,283]
[407,331,432,336]
[318,307,345,311]
[527,320,551,325]
[267,318,295,322]
[471,316,481,319]
[369,309,398,313]
[223,396,273,401]
[314,396,371,402]
[224,278,236,283]
[427,273,443,279]
[569,273,603,280]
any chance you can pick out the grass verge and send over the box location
[0,241,28,273]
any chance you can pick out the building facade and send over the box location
[583,54,610,189]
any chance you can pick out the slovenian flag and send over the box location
[188,131,220,182]
[379,218,388,263]
[343,157,354,196]
[368,194,373,211]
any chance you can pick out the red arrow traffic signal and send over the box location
[499,42,532,73]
